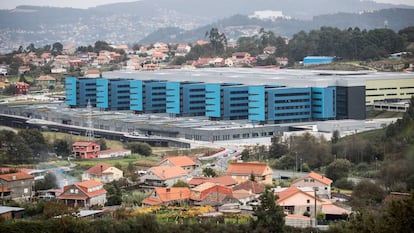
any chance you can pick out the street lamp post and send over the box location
[313,187,318,228]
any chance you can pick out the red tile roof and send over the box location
[160,156,196,167]
[232,180,265,194]
[149,165,187,180]
[188,177,209,186]
[72,141,98,147]
[85,163,112,175]
[0,172,34,181]
[226,162,271,176]
[292,171,333,185]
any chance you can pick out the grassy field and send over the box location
[366,110,403,119]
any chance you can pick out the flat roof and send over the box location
[103,68,414,88]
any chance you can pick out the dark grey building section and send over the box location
[336,86,366,120]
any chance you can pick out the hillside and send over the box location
[140,8,414,43]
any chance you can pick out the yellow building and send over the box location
[365,76,414,107]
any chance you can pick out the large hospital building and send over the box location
[66,68,414,124]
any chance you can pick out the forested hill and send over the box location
[140,8,414,43]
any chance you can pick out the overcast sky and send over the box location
[0,0,413,9]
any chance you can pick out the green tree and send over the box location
[52,42,63,55]
[351,179,385,207]
[268,136,288,159]
[1,84,16,96]
[97,138,108,150]
[35,172,58,190]
[172,180,190,188]
[53,139,71,157]
[325,159,351,182]
[104,181,122,206]
[125,142,152,156]
[202,167,217,177]
[205,28,227,56]
[251,186,285,233]
[18,128,48,161]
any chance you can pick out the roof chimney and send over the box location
[12,175,16,180]
[166,188,170,193]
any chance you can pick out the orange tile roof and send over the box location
[321,203,351,215]
[59,180,106,200]
[142,187,191,205]
[208,176,238,187]
[226,162,271,176]
[85,69,100,75]
[308,172,332,185]
[149,165,187,180]
[76,180,103,189]
[0,172,34,181]
[85,163,112,175]
[276,186,321,204]
[293,171,333,185]
[160,156,196,167]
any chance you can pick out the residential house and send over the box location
[0,172,34,200]
[276,57,289,66]
[62,45,76,55]
[275,186,323,221]
[84,69,101,78]
[151,52,168,63]
[95,55,111,65]
[35,75,56,88]
[158,156,198,174]
[82,163,123,183]
[291,171,333,199]
[226,162,273,185]
[153,42,169,53]
[190,182,237,207]
[142,187,191,206]
[263,46,276,54]
[0,206,25,220]
[72,141,100,159]
[175,44,191,56]
[98,148,131,159]
[142,165,188,187]
[232,52,251,60]
[40,52,52,63]
[14,82,29,95]
[58,180,107,208]
[54,55,70,68]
